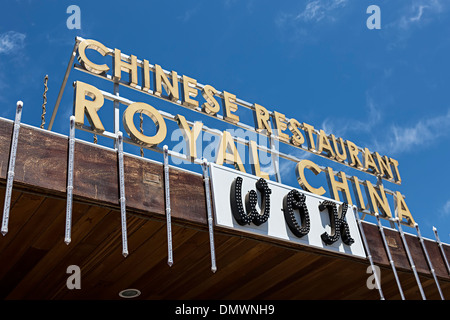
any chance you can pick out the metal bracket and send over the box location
[433,226,450,277]
[1,101,23,236]
[375,213,404,300]
[201,160,217,273]
[415,224,444,300]
[163,145,173,267]
[353,208,384,300]
[48,40,79,131]
[117,132,129,257]
[64,116,76,244]
[395,218,426,300]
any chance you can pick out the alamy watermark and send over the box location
[170,127,278,168]
[366,265,381,290]
[366,5,381,29]
[67,5,81,30]
[66,265,81,290]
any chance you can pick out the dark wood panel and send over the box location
[179,237,270,299]
[383,228,411,272]
[8,121,207,226]
[444,244,450,275]
[361,222,389,266]
[169,167,207,225]
[0,191,40,255]
[0,192,448,300]
[15,126,68,193]
[0,120,13,179]
[6,204,112,299]
[425,239,449,279]
[0,196,62,282]
[404,233,431,275]
[0,246,47,299]
[377,267,404,300]
[123,156,164,216]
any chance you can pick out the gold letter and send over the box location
[249,140,270,179]
[182,75,199,109]
[113,48,138,87]
[331,134,347,162]
[175,114,203,161]
[273,111,289,142]
[346,140,363,169]
[74,81,105,133]
[351,176,365,210]
[201,85,220,115]
[142,59,151,92]
[364,181,392,218]
[154,64,179,102]
[363,148,380,174]
[215,131,245,173]
[375,152,394,180]
[123,102,167,147]
[254,104,272,135]
[288,118,305,146]
[77,39,110,75]
[302,123,316,151]
[316,130,335,158]
[223,91,239,123]
[326,167,352,204]
[295,159,325,196]
[394,191,416,227]
[390,158,402,184]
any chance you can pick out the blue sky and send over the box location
[0,0,449,242]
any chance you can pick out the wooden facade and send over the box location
[0,117,449,300]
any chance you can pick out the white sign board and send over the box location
[209,163,366,258]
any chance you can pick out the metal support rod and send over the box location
[375,213,404,300]
[433,226,450,276]
[353,208,384,300]
[117,132,129,257]
[201,160,217,273]
[48,41,79,131]
[163,145,173,267]
[395,218,426,300]
[140,111,144,157]
[41,75,48,129]
[415,224,444,300]
[64,116,76,244]
[1,101,23,236]
[113,82,120,149]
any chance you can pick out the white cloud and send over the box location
[275,0,350,44]
[295,0,348,23]
[375,109,450,155]
[0,31,26,54]
[382,0,446,50]
[276,0,349,32]
[395,0,444,30]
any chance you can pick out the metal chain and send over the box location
[140,111,144,157]
[41,75,48,129]
[93,134,98,144]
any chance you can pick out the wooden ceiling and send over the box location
[0,188,449,300]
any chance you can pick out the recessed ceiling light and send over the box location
[119,288,141,299]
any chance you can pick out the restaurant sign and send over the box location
[52,37,421,258]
